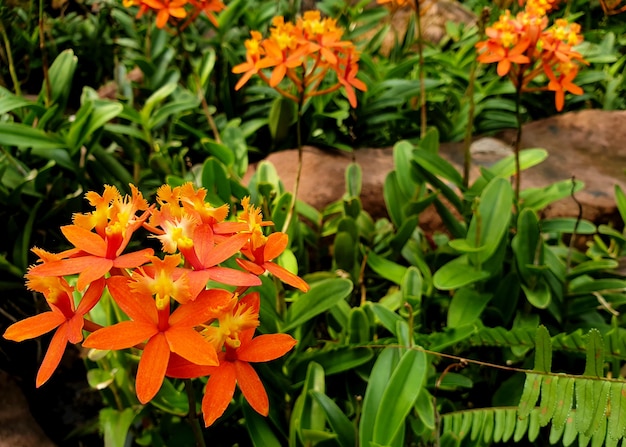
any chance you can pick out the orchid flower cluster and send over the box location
[3,183,309,427]
[232,10,367,108]
[123,0,225,29]
[475,0,587,111]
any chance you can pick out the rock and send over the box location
[0,370,56,447]
[246,110,626,231]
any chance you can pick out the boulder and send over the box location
[246,110,626,231]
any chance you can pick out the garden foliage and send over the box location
[1,0,626,446]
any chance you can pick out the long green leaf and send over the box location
[372,349,427,445]
[283,278,353,332]
[310,390,356,447]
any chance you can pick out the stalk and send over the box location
[0,21,21,96]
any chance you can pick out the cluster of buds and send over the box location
[475,0,587,111]
[3,183,309,427]
[123,0,225,29]
[232,10,367,108]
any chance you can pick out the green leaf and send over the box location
[608,382,626,441]
[140,82,177,125]
[345,162,362,197]
[372,349,427,445]
[567,259,620,278]
[538,375,558,426]
[99,408,135,447]
[487,148,548,178]
[412,147,463,187]
[366,249,407,285]
[360,347,402,446]
[268,96,297,142]
[552,376,575,430]
[584,329,605,377]
[394,140,419,197]
[433,255,490,290]
[242,400,282,447]
[41,49,78,110]
[614,185,626,226]
[447,288,491,328]
[466,177,513,264]
[283,278,353,332]
[534,325,552,373]
[541,217,597,235]
[290,362,326,446]
[310,391,356,447]
[0,122,66,149]
[518,373,543,419]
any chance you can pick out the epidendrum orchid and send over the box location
[475,0,587,111]
[123,0,225,29]
[232,10,367,108]
[3,183,309,427]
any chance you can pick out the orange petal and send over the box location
[61,225,106,256]
[237,334,296,362]
[234,360,268,416]
[113,248,154,269]
[107,276,157,324]
[236,258,265,276]
[76,257,113,291]
[166,353,214,379]
[36,327,68,387]
[203,232,250,267]
[202,362,237,427]
[206,267,261,287]
[263,232,287,261]
[169,288,233,327]
[76,277,106,316]
[264,262,310,292]
[3,311,65,342]
[82,321,158,350]
[136,333,170,404]
[166,327,218,366]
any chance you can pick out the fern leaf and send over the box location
[513,409,530,442]
[553,376,575,430]
[539,375,559,426]
[584,329,605,377]
[609,382,626,441]
[534,325,552,373]
[518,373,542,419]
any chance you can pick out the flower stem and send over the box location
[0,21,21,96]
[185,379,206,447]
[38,0,51,106]
[414,0,427,137]
[513,78,523,209]
[280,92,304,234]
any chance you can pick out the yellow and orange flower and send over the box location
[475,3,586,111]
[232,11,367,108]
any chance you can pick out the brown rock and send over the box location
[246,110,626,232]
[0,370,56,447]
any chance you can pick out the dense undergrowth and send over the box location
[1,0,626,446]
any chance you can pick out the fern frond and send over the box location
[439,326,626,445]
[468,324,626,361]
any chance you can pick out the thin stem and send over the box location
[280,91,304,234]
[414,1,427,137]
[184,379,207,447]
[38,0,51,106]
[462,9,488,188]
[0,21,22,96]
[513,74,524,209]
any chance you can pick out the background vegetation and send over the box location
[1,0,626,445]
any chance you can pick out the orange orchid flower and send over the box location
[544,63,583,111]
[82,276,232,403]
[476,38,531,77]
[165,293,297,426]
[140,0,188,28]
[334,48,368,108]
[3,277,105,387]
[237,232,310,292]
[28,185,154,291]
